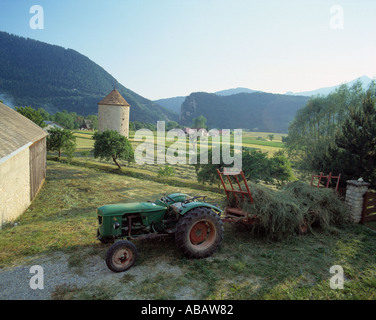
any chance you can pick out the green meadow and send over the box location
[0,129,375,300]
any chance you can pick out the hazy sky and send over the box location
[0,0,375,100]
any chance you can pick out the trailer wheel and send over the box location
[175,207,223,259]
[105,240,137,272]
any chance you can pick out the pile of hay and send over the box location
[225,180,352,239]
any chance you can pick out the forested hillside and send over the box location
[0,32,177,122]
[180,91,309,133]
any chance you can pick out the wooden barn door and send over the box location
[362,191,376,224]
[29,137,47,201]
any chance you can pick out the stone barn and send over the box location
[98,88,130,138]
[0,102,47,226]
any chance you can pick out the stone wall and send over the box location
[98,104,130,138]
[345,180,370,223]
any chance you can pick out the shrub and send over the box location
[157,165,175,179]
[195,147,294,186]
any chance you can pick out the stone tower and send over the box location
[98,88,130,138]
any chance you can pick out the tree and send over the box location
[130,121,157,131]
[192,115,207,129]
[286,81,372,173]
[241,148,272,183]
[269,154,294,184]
[86,115,98,130]
[53,110,75,129]
[242,148,294,185]
[15,106,46,128]
[93,130,134,169]
[166,121,179,131]
[37,107,50,121]
[194,147,294,186]
[47,128,76,159]
[268,134,274,141]
[194,147,225,187]
[324,90,376,187]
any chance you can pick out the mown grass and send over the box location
[1,130,375,300]
[0,161,223,268]
[74,130,284,157]
[49,222,376,300]
[1,159,375,300]
[241,138,285,148]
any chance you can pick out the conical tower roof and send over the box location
[98,89,130,106]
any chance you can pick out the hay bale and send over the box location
[282,181,351,229]
[224,180,351,239]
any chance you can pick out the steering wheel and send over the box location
[183,195,207,204]
[162,194,175,203]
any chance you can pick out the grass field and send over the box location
[66,130,285,186]
[1,129,375,300]
[1,161,375,300]
[73,130,285,158]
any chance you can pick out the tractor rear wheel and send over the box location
[105,240,137,272]
[175,207,223,259]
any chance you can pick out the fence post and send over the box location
[345,179,370,223]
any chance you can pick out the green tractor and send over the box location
[96,193,224,272]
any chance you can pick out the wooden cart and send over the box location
[217,169,257,224]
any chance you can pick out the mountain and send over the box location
[156,76,374,121]
[214,87,259,96]
[154,88,259,114]
[180,91,309,133]
[289,76,374,96]
[0,93,14,108]
[153,96,185,114]
[0,31,177,122]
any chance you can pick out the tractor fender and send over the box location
[178,202,222,216]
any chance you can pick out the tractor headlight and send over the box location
[113,222,120,229]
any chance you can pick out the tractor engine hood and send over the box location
[97,202,167,216]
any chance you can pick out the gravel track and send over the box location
[0,251,197,300]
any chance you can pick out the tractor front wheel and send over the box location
[97,228,114,244]
[175,208,223,259]
[105,240,137,273]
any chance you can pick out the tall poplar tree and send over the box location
[326,90,376,187]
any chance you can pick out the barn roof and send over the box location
[98,89,130,107]
[0,103,48,159]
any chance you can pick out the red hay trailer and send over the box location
[217,169,258,224]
